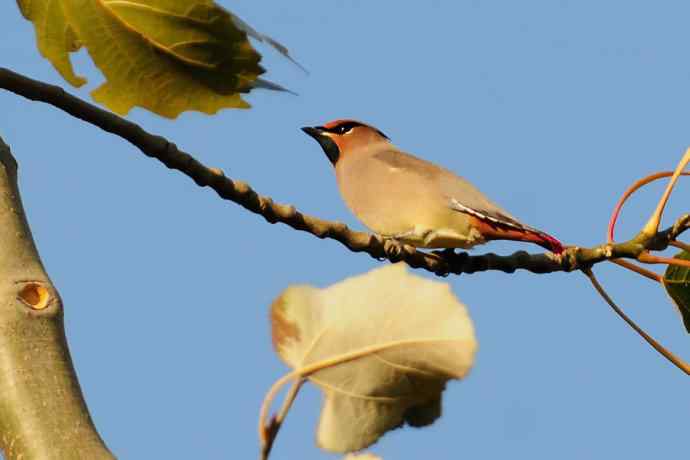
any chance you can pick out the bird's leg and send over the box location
[385,227,437,247]
[380,230,418,248]
[422,229,443,247]
[421,227,475,249]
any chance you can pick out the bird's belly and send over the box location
[355,205,484,249]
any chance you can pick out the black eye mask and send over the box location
[322,122,390,140]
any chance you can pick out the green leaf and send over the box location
[663,251,690,333]
[17,0,86,87]
[17,0,296,117]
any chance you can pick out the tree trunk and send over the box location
[0,136,112,459]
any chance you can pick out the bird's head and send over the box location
[301,119,390,165]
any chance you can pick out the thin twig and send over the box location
[641,149,690,238]
[583,268,690,375]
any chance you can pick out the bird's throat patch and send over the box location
[315,136,340,165]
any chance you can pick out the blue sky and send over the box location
[1,1,690,459]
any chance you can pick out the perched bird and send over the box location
[302,119,564,254]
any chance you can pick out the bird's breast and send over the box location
[335,159,481,248]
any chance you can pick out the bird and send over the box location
[301,119,564,254]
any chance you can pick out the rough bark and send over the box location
[0,137,112,459]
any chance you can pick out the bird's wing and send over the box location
[448,198,524,229]
[371,148,523,228]
[441,175,547,235]
[438,169,564,252]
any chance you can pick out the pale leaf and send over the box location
[343,453,382,460]
[271,264,477,453]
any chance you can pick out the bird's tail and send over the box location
[518,229,565,254]
[470,217,565,254]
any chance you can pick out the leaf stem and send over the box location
[582,268,690,375]
[607,171,681,242]
[638,252,690,269]
[259,378,305,460]
[670,240,690,252]
[609,259,661,283]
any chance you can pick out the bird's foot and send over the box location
[379,235,416,261]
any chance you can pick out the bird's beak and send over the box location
[301,126,340,165]
[301,126,324,139]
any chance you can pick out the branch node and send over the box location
[671,213,690,240]
[331,221,347,234]
[603,245,613,258]
[233,180,251,196]
[209,167,225,178]
[159,140,178,162]
[16,282,53,311]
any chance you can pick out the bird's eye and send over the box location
[336,124,354,135]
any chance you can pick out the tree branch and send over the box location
[1,67,687,277]
[0,136,113,459]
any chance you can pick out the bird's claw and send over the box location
[382,237,415,261]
